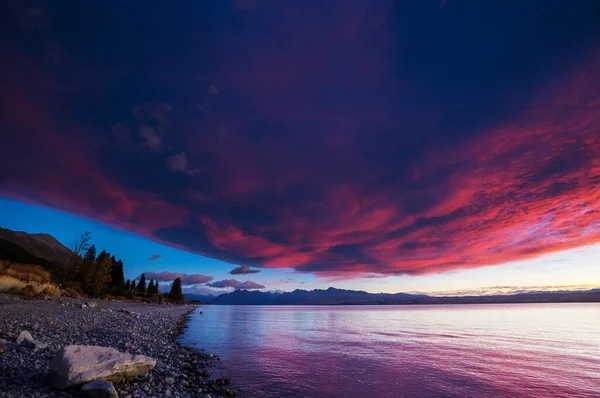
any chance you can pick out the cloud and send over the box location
[1,2,599,282]
[182,285,225,297]
[147,254,161,261]
[143,272,213,285]
[207,84,218,96]
[139,126,161,151]
[230,265,261,275]
[112,124,133,149]
[206,279,265,289]
[166,152,199,175]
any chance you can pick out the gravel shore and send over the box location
[0,294,235,398]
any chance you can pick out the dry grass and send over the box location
[0,275,62,297]
[2,263,52,284]
[0,275,26,292]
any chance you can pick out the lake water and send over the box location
[181,304,600,397]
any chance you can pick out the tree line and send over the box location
[59,231,185,302]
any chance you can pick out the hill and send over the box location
[0,227,71,266]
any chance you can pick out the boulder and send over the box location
[81,380,119,398]
[86,301,98,308]
[49,345,157,389]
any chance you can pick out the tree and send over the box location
[84,245,97,263]
[125,279,131,291]
[137,273,147,294]
[155,281,160,294]
[169,277,185,302]
[62,231,91,284]
[110,259,125,290]
[96,250,108,266]
[86,254,112,296]
[148,279,155,294]
[131,280,136,292]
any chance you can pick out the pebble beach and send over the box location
[0,294,235,398]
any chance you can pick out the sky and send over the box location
[0,1,599,296]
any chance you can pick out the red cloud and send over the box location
[1,3,599,280]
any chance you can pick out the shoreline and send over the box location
[0,294,235,398]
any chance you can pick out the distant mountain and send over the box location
[184,293,217,303]
[213,287,428,305]
[213,287,600,305]
[0,227,72,266]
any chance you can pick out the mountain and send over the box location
[184,293,217,303]
[213,287,427,305]
[0,226,72,266]
[213,287,600,305]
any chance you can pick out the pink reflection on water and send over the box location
[182,304,600,397]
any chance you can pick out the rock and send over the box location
[49,345,157,389]
[81,303,88,309]
[81,380,119,398]
[86,301,98,308]
[165,377,175,385]
[16,330,33,344]
[202,394,211,398]
[16,330,47,350]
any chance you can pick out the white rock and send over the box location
[49,345,157,389]
[81,380,119,398]
[86,301,98,308]
[16,330,47,350]
[16,331,33,344]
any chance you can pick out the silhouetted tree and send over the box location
[110,259,125,290]
[62,231,91,284]
[125,279,131,291]
[84,245,97,263]
[86,254,112,296]
[131,280,136,292]
[137,273,147,294]
[155,281,160,294]
[148,279,155,294]
[169,277,184,302]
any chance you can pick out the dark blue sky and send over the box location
[1,0,599,292]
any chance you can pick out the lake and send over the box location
[181,304,600,397]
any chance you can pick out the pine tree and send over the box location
[155,281,160,294]
[110,259,125,290]
[84,245,97,263]
[168,277,184,302]
[131,280,137,292]
[96,250,108,266]
[148,279,155,294]
[125,279,131,291]
[88,255,112,296]
[137,273,147,294]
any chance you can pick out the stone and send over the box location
[16,330,47,350]
[86,301,98,308]
[49,345,157,389]
[16,331,33,344]
[165,377,175,385]
[81,380,119,398]
[81,303,88,309]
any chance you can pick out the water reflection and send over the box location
[181,304,600,397]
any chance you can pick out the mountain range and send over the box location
[193,287,600,305]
